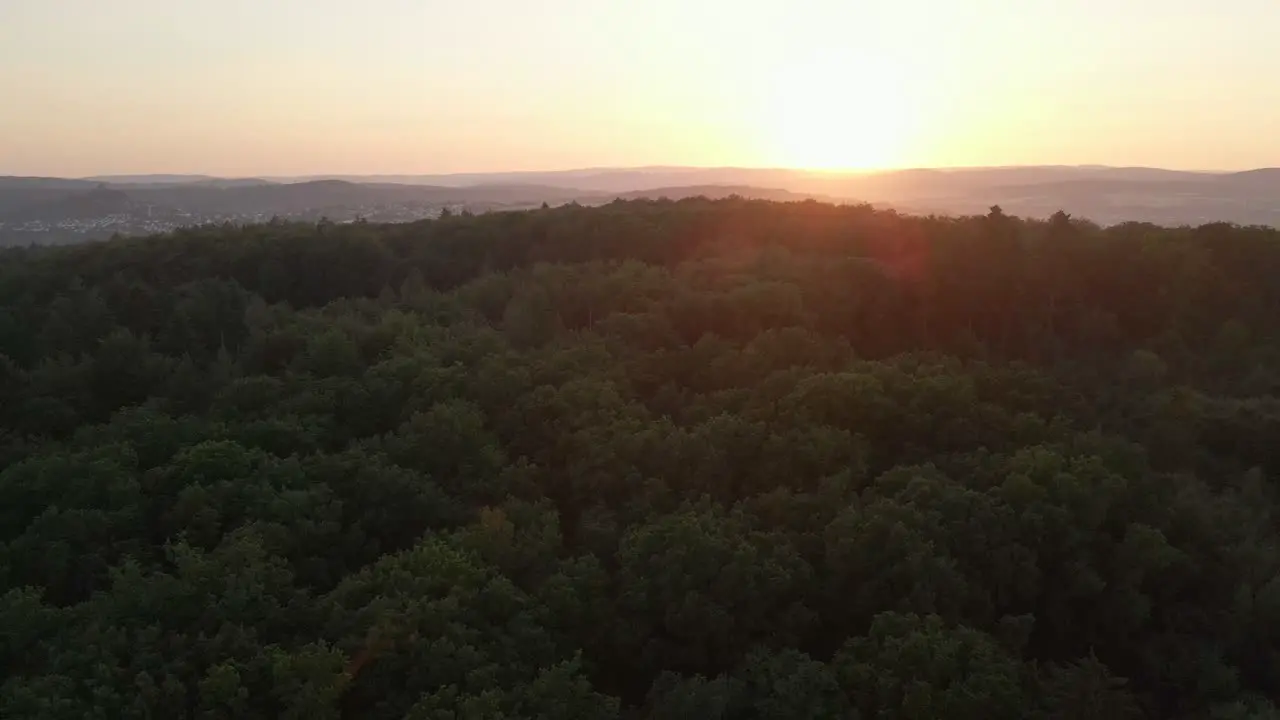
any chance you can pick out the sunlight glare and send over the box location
[765,48,914,171]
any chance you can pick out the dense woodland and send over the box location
[4,198,1280,718]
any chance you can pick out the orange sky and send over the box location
[3,0,1279,176]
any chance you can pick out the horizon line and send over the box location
[2,163,1272,182]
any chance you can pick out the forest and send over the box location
[3,197,1280,718]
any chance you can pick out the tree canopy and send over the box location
[2,198,1280,717]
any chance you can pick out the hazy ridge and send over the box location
[2,165,1279,245]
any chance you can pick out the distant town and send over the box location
[0,203,466,246]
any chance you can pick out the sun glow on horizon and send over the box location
[763,48,919,171]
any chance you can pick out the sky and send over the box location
[2,0,1279,177]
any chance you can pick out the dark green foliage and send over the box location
[1,198,1279,717]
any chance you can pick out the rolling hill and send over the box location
[3,165,1280,245]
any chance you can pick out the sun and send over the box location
[764,49,913,171]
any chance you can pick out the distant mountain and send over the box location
[273,167,810,192]
[3,186,134,222]
[125,179,401,215]
[4,165,1280,245]
[256,165,1262,215]
[80,176,277,190]
[177,178,276,189]
[0,177,610,245]
[0,177,101,190]
[83,174,220,185]
[1217,168,1280,191]
[891,168,1280,225]
[120,180,592,215]
[0,178,593,221]
[608,185,828,202]
[0,178,105,214]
